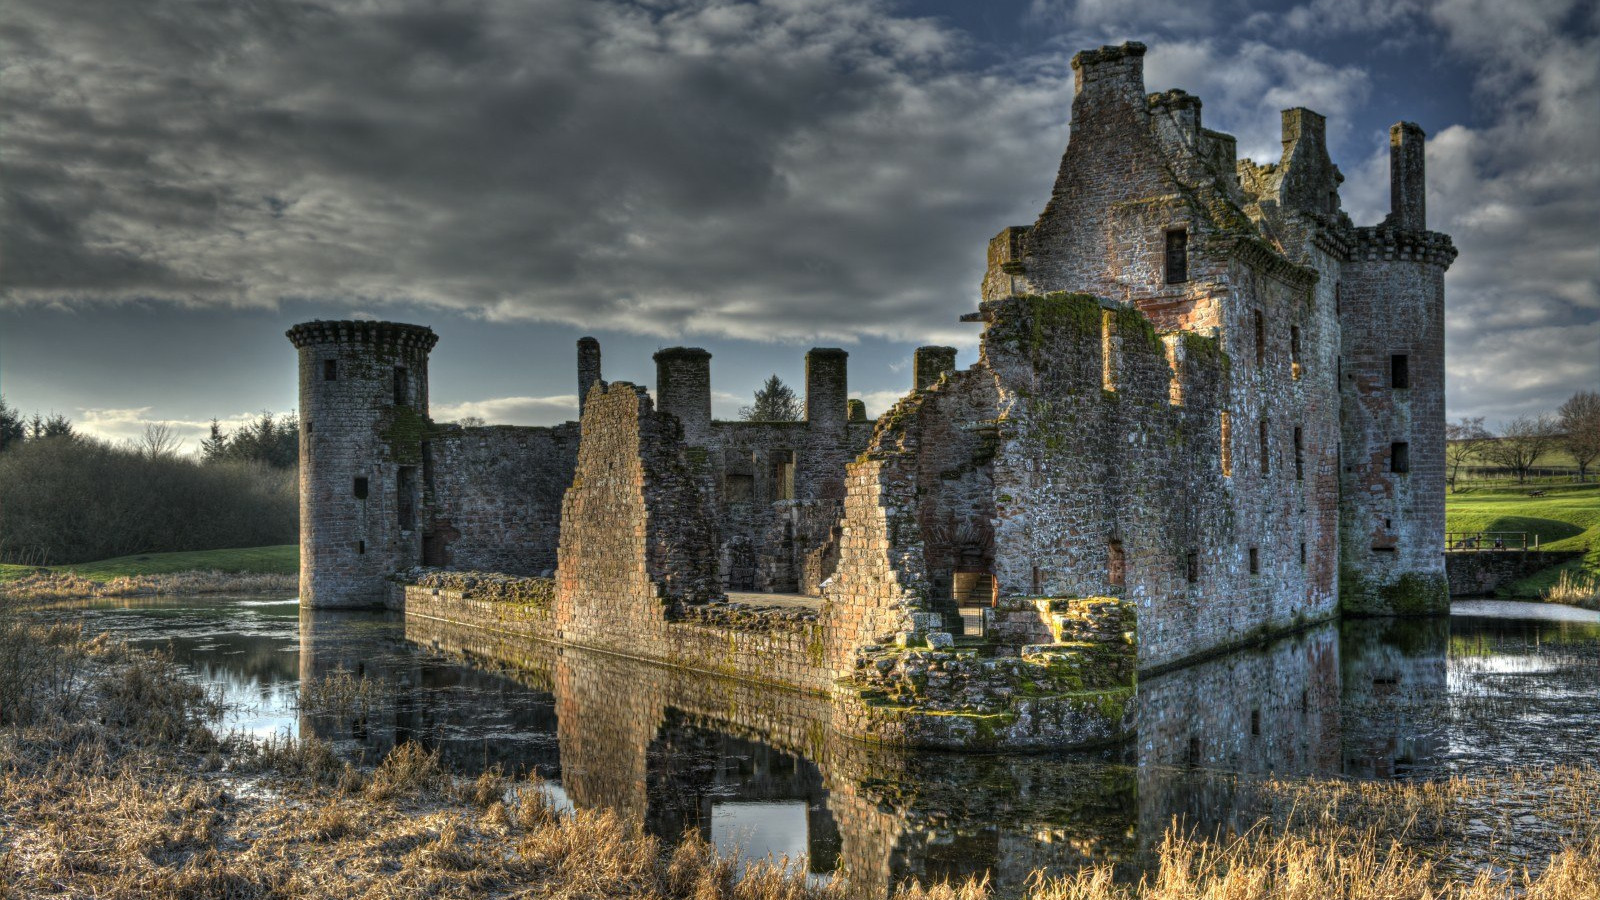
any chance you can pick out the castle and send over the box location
[289,42,1453,750]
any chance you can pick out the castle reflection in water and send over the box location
[288,606,1581,895]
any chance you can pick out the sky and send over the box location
[1,0,1595,449]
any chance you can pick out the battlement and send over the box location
[286,319,438,352]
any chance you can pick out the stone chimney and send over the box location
[577,336,601,415]
[1389,122,1426,231]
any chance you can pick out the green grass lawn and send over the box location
[0,545,298,583]
[1445,483,1600,596]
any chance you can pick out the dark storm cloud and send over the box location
[3,0,1594,430]
[0,0,1082,342]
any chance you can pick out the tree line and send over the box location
[1446,390,1600,489]
[0,397,299,566]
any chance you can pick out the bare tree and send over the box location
[455,416,487,427]
[1445,416,1492,492]
[1558,390,1600,482]
[136,422,183,460]
[1480,414,1559,483]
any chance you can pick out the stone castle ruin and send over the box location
[290,42,1452,750]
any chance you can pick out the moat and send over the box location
[51,593,1600,893]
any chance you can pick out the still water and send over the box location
[56,595,1600,893]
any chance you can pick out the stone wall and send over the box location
[423,424,578,575]
[1444,550,1583,598]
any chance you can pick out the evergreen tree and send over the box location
[739,375,802,422]
[0,396,24,452]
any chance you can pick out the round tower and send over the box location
[287,320,439,609]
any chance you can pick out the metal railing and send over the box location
[1445,531,1536,552]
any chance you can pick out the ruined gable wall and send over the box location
[1002,44,1241,336]
[553,382,719,649]
[424,424,579,575]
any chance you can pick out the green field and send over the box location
[0,545,298,583]
[1445,483,1600,596]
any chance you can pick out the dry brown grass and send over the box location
[0,570,296,602]
[1544,568,1600,610]
[1,612,1597,899]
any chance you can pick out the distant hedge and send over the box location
[0,437,296,566]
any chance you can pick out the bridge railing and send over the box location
[1445,531,1535,552]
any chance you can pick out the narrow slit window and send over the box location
[397,466,416,530]
[1299,542,1307,565]
[1251,709,1261,736]
[1220,411,1232,477]
[353,476,369,500]
[1165,229,1188,284]
[1031,565,1042,595]
[1108,540,1126,587]
[394,367,409,405]
[1294,426,1304,481]
[323,359,338,382]
[1290,326,1302,379]
[1186,550,1199,583]
[421,442,434,492]
[1254,310,1265,366]
[1259,419,1270,475]
[1248,547,1260,575]
[357,540,365,555]
[1391,442,1410,474]
[1391,354,1410,389]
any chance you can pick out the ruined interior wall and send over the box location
[906,369,1000,630]
[424,424,579,575]
[710,420,873,594]
[1338,237,1451,614]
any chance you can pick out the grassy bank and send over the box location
[0,545,298,600]
[0,544,297,583]
[1446,483,1600,602]
[1,604,1597,899]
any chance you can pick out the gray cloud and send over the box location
[0,0,1076,345]
[2,0,1592,426]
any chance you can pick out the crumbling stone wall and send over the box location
[554,382,720,647]
[423,424,578,574]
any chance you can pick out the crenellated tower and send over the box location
[288,320,438,609]
[1337,124,1455,614]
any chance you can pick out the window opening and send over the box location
[1259,419,1270,475]
[1251,709,1261,736]
[394,367,409,405]
[770,450,796,501]
[1290,326,1302,379]
[323,359,338,382]
[1300,542,1307,565]
[1185,550,1199,583]
[1391,442,1410,474]
[357,540,365,556]
[421,442,434,492]
[353,477,369,500]
[1165,229,1188,284]
[1294,426,1304,481]
[1254,310,1265,366]
[397,467,416,530]
[1391,354,1410,389]
[1248,547,1260,575]
[1220,412,1232,477]
[1108,540,1126,587]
